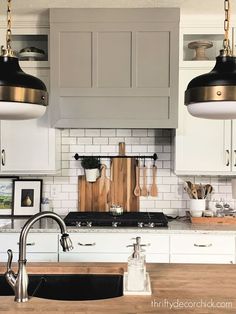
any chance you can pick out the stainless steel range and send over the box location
[64,212,168,228]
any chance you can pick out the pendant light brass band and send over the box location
[0,86,48,106]
[185,85,236,105]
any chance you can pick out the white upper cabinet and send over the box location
[0,23,60,175]
[174,25,236,175]
[50,8,179,128]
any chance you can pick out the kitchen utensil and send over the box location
[134,160,141,197]
[149,165,158,197]
[79,164,110,211]
[205,184,213,198]
[191,187,198,199]
[141,165,148,197]
[183,182,193,199]
[110,143,139,212]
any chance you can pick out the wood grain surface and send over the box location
[0,262,235,313]
[79,165,110,211]
[79,143,139,212]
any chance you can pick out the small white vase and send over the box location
[85,169,98,182]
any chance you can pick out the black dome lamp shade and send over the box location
[185,0,236,119]
[0,0,48,120]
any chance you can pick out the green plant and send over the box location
[81,156,101,170]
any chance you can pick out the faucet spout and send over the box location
[5,211,73,302]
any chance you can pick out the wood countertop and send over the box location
[0,262,235,313]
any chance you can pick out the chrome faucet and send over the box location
[5,211,73,303]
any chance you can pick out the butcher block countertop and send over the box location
[0,262,235,313]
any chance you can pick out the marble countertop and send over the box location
[1,216,236,234]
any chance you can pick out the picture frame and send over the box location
[13,179,42,216]
[0,176,19,216]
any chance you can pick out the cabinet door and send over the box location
[175,68,231,175]
[0,70,59,174]
[170,254,234,264]
[231,121,236,172]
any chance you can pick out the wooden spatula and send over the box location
[141,165,148,196]
[134,160,141,197]
[150,165,158,197]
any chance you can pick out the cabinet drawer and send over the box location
[59,253,169,263]
[0,233,58,253]
[170,234,235,255]
[62,233,169,254]
[170,254,234,264]
[0,253,58,263]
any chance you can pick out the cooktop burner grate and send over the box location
[64,211,168,228]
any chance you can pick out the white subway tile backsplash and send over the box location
[35,128,232,214]
[61,169,77,177]
[131,145,147,153]
[116,129,131,136]
[62,145,69,153]
[62,137,76,145]
[85,129,101,137]
[132,129,148,137]
[140,137,155,145]
[70,129,85,137]
[154,200,171,209]
[125,137,140,144]
[61,161,69,169]
[70,145,85,153]
[77,137,93,144]
[101,129,116,137]
[101,145,118,153]
[109,137,125,145]
[61,129,69,137]
[93,138,109,145]
[85,145,101,153]
[61,185,77,193]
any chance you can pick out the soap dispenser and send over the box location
[126,237,147,291]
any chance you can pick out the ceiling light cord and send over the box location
[222,0,232,56]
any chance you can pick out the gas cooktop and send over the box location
[64,212,168,228]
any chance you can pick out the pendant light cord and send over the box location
[1,0,14,57]
[223,0,232,56]
[6,0,12,53]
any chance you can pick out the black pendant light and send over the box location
[185,0,236,119]
[0,0,48,120]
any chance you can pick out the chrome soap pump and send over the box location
[126,237,148,291]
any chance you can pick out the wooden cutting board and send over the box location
[78,143,139,212]
[110,144,139,212]
[79,165,110,211]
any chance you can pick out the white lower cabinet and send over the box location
[170,234,235,264]
[0,233,58,262]
[59,233,170,263]
[0,231,235,264]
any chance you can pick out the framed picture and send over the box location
[0,177,19,216]
[13,179,42,216]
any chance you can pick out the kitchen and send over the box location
[0,0,236,313]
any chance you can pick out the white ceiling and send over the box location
[0,0,226,17]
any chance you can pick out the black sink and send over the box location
[0,274,123,301]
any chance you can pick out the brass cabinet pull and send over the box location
[226,149,230,166]
[17,242,35,246]
[78,242,96,246]
[194,243,212,248]
[1,149,5,166]
[234,150,236,167]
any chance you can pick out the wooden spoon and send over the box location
[150,165,158,197]
[134,160,141,197]
[141,165,148,196]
